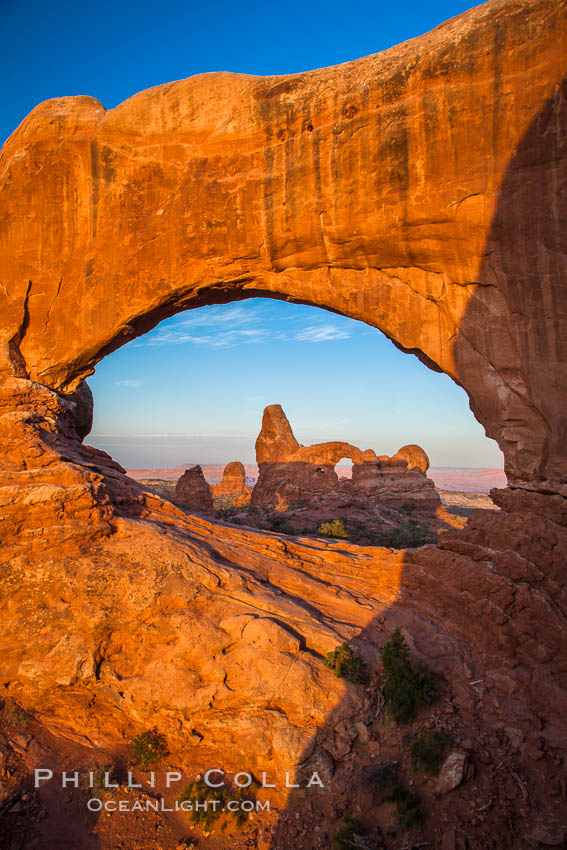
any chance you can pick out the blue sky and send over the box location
[87,300,503,469]
[1,0,503,470]
[1,0,480,146]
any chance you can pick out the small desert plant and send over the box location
[324,643,368,684]
[386,530,403,548]
[381,628,438,724]
[333,814,369,849]
[401,501,416,515]
[80,763,117,800]
[216,504,238,519]
[179,776,258,831]
[386,785,422,830]
[410,729,449,775]
[318,518,348,539]
[180,779,226,831]
[131,727,169,768]
[2,699,32,730]
[269,515,294,534]
[406,519,433,547]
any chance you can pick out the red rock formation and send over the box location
[392,444,429,474]
[255,405,301,464]
[252,404,440,513]
[0,1,566,845]
[212,460,251,506]
[174,465,213,513]
[351,457,440,511]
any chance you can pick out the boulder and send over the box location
[174,465,213,513]
[435,751,468,795]
[392,445,430,473]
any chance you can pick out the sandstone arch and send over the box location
[1,4,567,843]
[0,0,566,493]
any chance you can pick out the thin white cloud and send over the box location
[114,379,143,387]
[162,304,261,330]
[133,301,352,349]
[295,325,351,342]
[144,328,270,348]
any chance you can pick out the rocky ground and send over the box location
[0,376,565,849]
[438,491,500,518]
[137,479,491,547]
[216,500,465,548]
[2,649,565,850]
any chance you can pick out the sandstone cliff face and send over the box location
[255,406,301,464]
[0,0,565,492]
[174,465,214,513]
[0,0,566,845]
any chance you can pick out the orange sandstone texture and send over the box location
[0,0,566,845]
[174,464,214,513]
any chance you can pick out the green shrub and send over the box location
[387,785,422,830]
[269,515,294,534]
[324,643,368,684]
[81,764,117,800]
[381,628,438,724]
[179,776,258,831]
[410,730,449,775]
[318,519,348,539]
[386,530,403,548]
[406,519,434,547]
[333,814,369,849]
[131,727,169,769]
[2,699,32,730]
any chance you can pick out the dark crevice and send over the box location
[7,279,31,378]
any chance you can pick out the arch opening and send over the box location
[85,297,504,547]
[334,458,353,481]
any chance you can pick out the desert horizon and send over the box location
[126,463,507,494]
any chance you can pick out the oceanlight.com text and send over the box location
[86,797,271,813]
